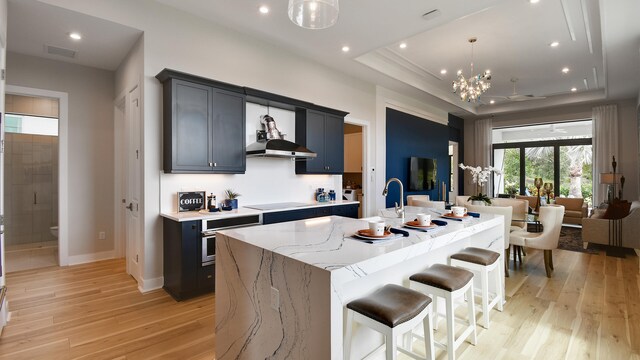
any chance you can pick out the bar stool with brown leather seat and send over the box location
[449,247,504,329]
[409,264,476,360]
[344,284,435,360]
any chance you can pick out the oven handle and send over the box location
[201,222,261,236]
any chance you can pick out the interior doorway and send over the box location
[343,123,365,218]
[3,94,59,272]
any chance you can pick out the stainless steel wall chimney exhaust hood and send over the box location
[246,115,316,159]
[246,139,317,159]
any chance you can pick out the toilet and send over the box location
[50,226,58,238]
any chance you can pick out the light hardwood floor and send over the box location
[0,248,638,359]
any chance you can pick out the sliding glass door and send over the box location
[559,145,593,206]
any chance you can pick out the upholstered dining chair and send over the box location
[412,200,446,210]
[509,205,565,277]
[455,195,471,206]
[490,198,529,232]
[407,195,430,206]
[466,204,513,277]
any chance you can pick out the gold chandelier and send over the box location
[452,37,491,102]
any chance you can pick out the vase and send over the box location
[224,199,238,209]
[471,200,485,206]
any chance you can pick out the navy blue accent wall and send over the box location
[448,113,465,195]
[385,108,450,208]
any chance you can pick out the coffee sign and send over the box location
[178,191,205,212]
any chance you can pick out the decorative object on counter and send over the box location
[316,191,329,202]
[543,182,554,204]
[207,193,218,212]
[177,191,206,212]
[328,189,336,201]
[459,163,503,205]
[534,177,543,212]
[315,187,324,200]
[223,189,241,209]
[288,0,339,30]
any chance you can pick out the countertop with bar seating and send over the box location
[214,205,505,359]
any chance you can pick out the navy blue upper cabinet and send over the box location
[158,70,246,174]
[295,109,345,174]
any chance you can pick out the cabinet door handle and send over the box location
[213,162,217,167]
[209,162,213,167]
[34,192,37,205]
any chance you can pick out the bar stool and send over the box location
[344,284,435,360]
[450,247,504,329]
[409,264,476,360]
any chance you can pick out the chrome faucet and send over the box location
[382,178,404,219]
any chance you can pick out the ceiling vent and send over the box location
[422,9,441,21]
[44,44,77,59]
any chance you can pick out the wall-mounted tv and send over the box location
[409,157,437,191]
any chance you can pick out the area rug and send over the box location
[557,226,598,254]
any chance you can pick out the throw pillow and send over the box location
[602,200,631,220]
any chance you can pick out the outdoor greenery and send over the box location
[497,145,593,206]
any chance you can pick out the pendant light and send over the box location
[288,0,339,30]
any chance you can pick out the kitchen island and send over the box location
[215,206,504,359]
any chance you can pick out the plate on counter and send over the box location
[354,229,394,240]
[404,219,447,231]
[441,213,471,221]
[404,220,438,229]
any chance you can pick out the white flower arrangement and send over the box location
[459,163,503,204]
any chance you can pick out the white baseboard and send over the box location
[67,250,116,265]
[138,276,164,293]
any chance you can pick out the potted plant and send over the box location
[223,189,241,209]
[459,163,503,205]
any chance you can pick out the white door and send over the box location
[125,86,142,283]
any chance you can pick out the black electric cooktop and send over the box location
[244,202,310,211]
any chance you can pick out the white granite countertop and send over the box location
[218,206,503,276]
[160,200,359,222]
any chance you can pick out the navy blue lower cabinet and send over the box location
[163,218,214,301]
[332,204,359,218]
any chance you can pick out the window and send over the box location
[492,120,592,205]
[5,114,58,136]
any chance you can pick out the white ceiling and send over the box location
[6,0,142,71]
[155,0,640,117]
[5,0,638,117]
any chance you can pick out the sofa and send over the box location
[553,197,588,225]
[582,200,640,250]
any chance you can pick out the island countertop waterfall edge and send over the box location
[214,207,505,359]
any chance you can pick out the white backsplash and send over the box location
[160,102,342,213]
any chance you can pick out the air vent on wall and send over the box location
[44,44,77,59]
[422,9,441,21]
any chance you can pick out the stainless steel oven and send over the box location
[200,214,262,267]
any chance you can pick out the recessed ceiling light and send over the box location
[562,67,570,74]
[440,69,447,75]
[399,42,407,49]
[490,100,496,104]
[571,87,577,92]
[549,41,559,47]
[529,0,540,4]
[341,46,350,53]
[258,5,269,14]
[69,32,82,40]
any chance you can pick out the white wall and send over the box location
[6,52,116,257]
[37,0,379,284]
[463,99,640,201]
